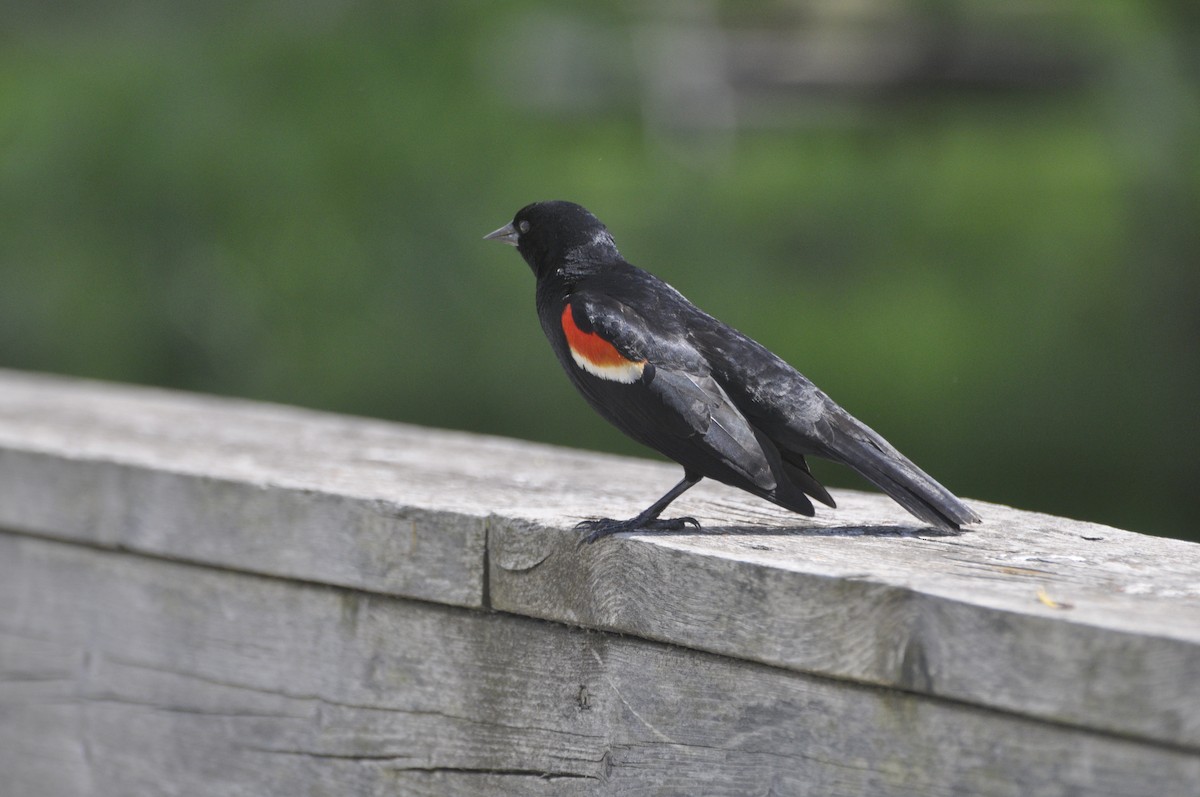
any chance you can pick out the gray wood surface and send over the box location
[1,368,1199,793]
[490,505,1200,751]
[0,369,501,607]
[4,534,1198,797]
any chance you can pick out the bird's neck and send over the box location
[533,243,621,284]
[533,258,609,321]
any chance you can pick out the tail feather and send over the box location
[823,409,980,532]
[780,450,836,508]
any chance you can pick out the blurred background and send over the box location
[1,1,1196,540]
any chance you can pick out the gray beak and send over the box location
[483,221,520,247]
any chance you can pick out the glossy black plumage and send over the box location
[485,200,981,541]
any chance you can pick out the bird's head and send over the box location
[484,200,619,279]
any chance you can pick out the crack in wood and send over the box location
[243,747,599,780]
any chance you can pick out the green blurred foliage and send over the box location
[1,1,1196,539]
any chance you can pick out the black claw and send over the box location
[575,518,629,544]
[580,525,618,544]
[576,515,703,544]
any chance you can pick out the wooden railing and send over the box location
[0,368,1196,795]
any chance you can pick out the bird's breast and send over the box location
[560,304,645,384]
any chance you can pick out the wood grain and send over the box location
[3,534,1197,797]
[1,367,1198,794]
[490,507,1200,750]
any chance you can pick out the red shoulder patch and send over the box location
[561,304,645,383]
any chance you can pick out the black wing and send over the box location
[567,293,820,515]
[686,304,978,530]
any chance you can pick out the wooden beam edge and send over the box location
[0,368,1197,753]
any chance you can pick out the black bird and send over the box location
[485,200,980,542]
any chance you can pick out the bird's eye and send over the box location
[518,220,530,234]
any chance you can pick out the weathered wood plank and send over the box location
[2,533,1197,797]
[0,369,506,607]
[1,368,1198,755]
[489,508,1200,752]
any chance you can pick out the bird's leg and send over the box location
[576,471,703,543]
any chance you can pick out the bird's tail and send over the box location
[823,408,980,532]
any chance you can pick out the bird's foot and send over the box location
[575,515,700,544]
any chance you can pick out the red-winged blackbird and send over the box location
[486,200,980,542]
